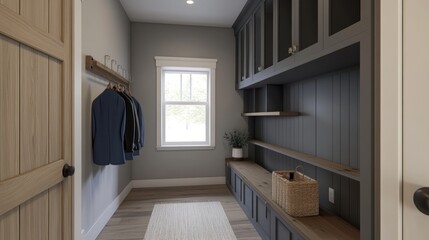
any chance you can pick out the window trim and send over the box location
[155,56,217,150]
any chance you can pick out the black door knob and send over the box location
[413,187,429,215]
[62,164,75,178]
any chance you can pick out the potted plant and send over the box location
[224,130,249,158]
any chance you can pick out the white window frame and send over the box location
[155,56,217,150]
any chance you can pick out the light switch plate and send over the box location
[329,187,335,204]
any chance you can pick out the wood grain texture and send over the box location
[20,191,49,240]
[97,185,261,240]
[0,159,65,215]
[0,0,18,12]
[0,4,65,60]
[242,111,300,117]
[227,160,359,240]
[86,55,130,87]
[250,140,360,181]
[21,0,49,32]
[20,45,49,173]
[0,35,19,182]
[49,0,63,41]
[49,184,63,240]
[49,58,63,163]
[0,207,19,240]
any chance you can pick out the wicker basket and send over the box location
[272,166,319,217]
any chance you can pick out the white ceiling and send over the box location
[119,0,247,27]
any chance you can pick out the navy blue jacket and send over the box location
[132,96,144,155]
[92,89,126,165]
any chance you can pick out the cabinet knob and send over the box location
[241,76,245,80]
[258,66,263,71]
[292,45,298,53]
[288,47,293,55]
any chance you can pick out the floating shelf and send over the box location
[85,55,129,87]
[242,111,300,117]
[249,140,360,181]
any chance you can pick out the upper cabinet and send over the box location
[253,0,274,76]
[276,0,322,70]
[238,19,252,83]
[234,0,370,89]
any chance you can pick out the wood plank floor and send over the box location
[96,185,262,240]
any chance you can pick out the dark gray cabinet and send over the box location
[243,183,254,218]
[234,172,242,201]
[254,0,274,75]
[276,0,322,70]
[271,213,292,240]
[238,20,252,83]
[255,194,271,239]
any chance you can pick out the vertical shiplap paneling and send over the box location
[301,79,317,156]
[349,69,359,169]
[340,70,351,167]
[250,66,360,227]
[332,72,341,164]
[316,74,334,161]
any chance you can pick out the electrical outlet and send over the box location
[329,187,335,204]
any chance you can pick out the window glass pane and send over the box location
[164,72,181,101]
[191,73,208,102]
[181,73,191,101]
[165,105,206,142]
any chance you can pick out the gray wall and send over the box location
[131,23,246,180]
[81,0,131,235]
[250,66,360,228]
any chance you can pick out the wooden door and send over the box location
[403,0,429,238]
[0,0,73,239]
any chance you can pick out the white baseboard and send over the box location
[132,176,226,188]
[83,181,133,240]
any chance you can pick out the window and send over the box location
[155,57,217,150]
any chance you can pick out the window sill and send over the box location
[156,145,216,151]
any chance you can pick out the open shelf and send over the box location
[242,111,300,117]
[85,55,129,86]
[249,140,360,181]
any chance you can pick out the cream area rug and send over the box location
[143,201,237,240]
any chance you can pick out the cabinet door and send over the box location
[242,183,253,218]
[254,0,274,75]
[271,214,292,240]
[293,0,323,61]
[226,165,232,190]
[238,20,252,83]
[276,0,294,65]
[324,0,370,48]
[255,194,271,239]
[234,173,242,201]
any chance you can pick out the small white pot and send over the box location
[232,148,243,158]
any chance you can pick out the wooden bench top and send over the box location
[227,159,360,240]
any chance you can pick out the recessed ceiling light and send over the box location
[186,0,194,5]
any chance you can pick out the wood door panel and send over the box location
[0,35,19,181]
[0,159,64,215]
[49,0,63,41]
[20,191,49,240]
[21,0,49,32]
[49,184,63,240]
[0,208,19,240]
[0,0,72,238]
[49,58,63,163]
[0,0,18,13]
[20,45,49,173]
